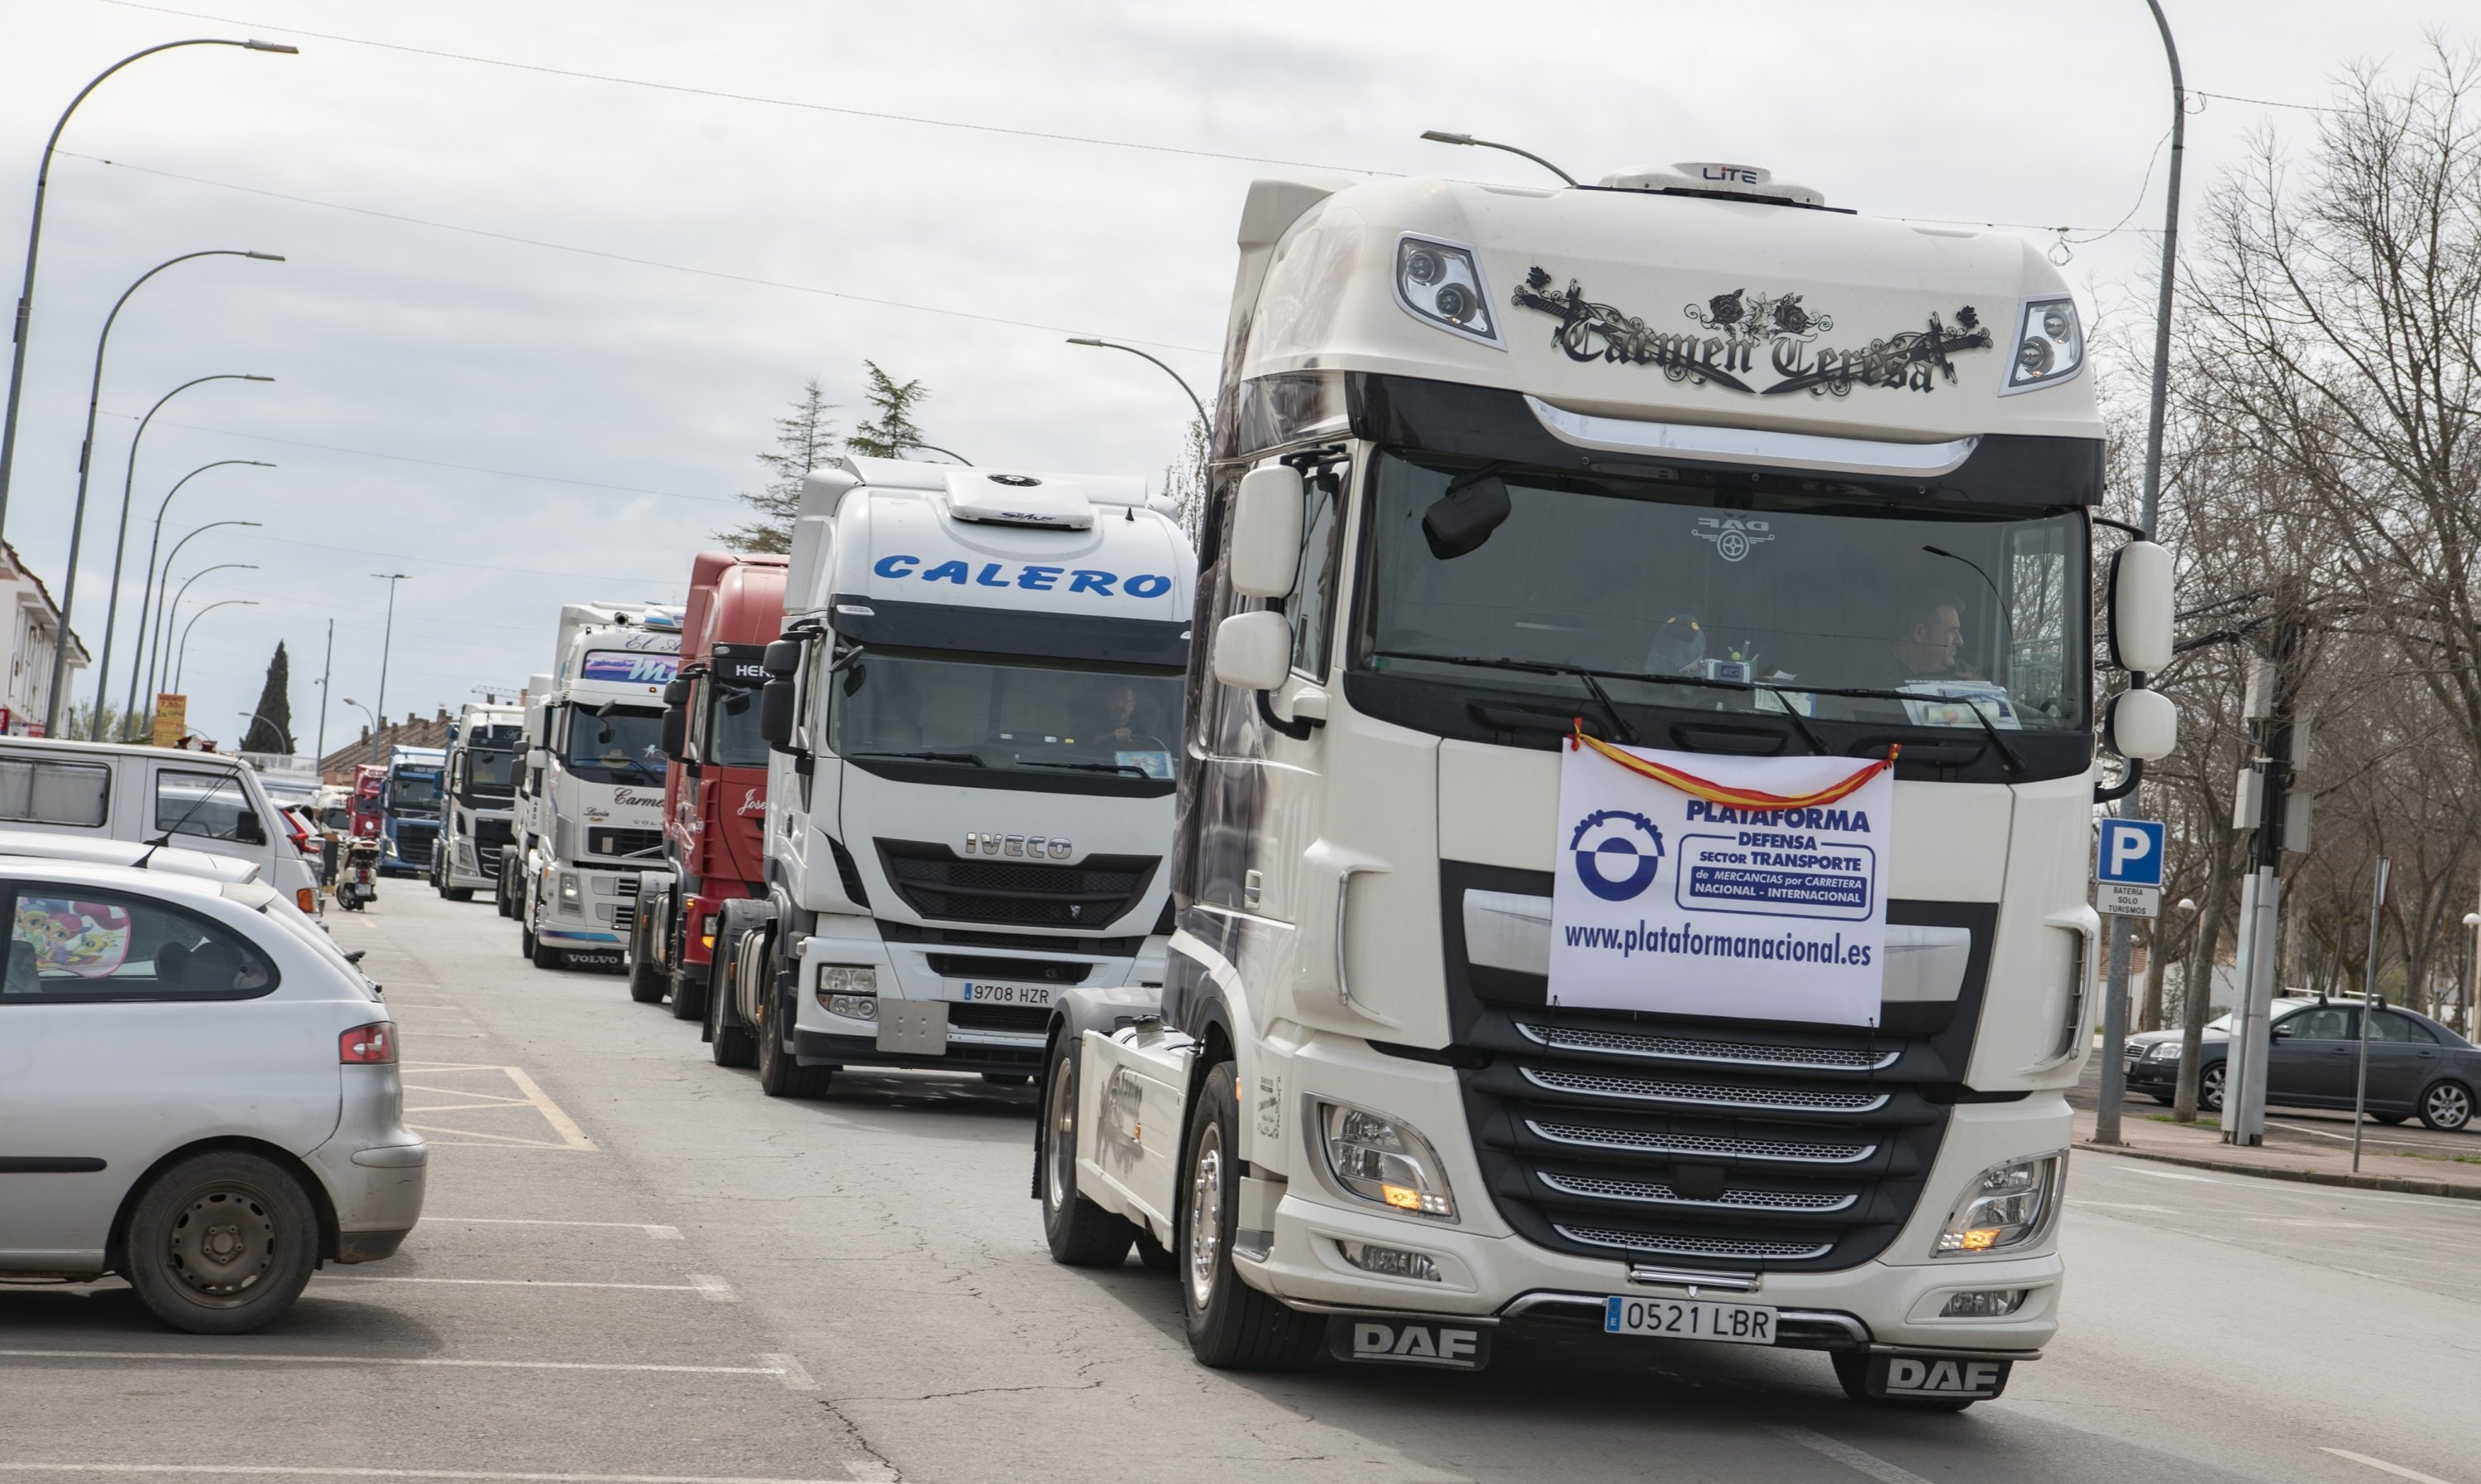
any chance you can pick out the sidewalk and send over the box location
[2072,1105,2481,1200]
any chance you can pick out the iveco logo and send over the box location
[964,833,1072,860]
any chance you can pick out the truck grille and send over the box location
[474,818,514,858]
[1436,867,1991,1276]
[394,821,437,866]
[876,840,1157,928]
[925,954,1092,985]
[588,827,662,859]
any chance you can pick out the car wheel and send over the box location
[1830,1351,1975,1411]
[1039,1042,1138,1267]
[2418,1080,2474,1132]
[1179,1061,1320,1370]
[2201,1062,2225,1114]
[124,1151,320,1335]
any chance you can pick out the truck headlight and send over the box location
[1311,1098,1457,1220]
[2001,295,2083,394]
[816,965,877,1017]
[1934,1152,2066,1257]
[558,872,581,907]
[1393,235,1501,346]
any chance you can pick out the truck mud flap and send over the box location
[1327,1316,1492,1371]
[1859,1353,2012,1402]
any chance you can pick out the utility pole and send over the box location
[371,572,409,760]
[314,618,332,764]
[2226,595,2308,1145]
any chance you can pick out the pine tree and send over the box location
[1159,418,1210,542]
[243,642,294,754]
[720,379,841,553]
[846,361,932,459]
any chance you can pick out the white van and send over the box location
[0,737,322,915]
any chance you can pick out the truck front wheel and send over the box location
[625,909,667,1004]
[707,932,757,1068]
[1039,1041,1137,1267]
[755,938,832,1098]
[1178,1061,1319,1370]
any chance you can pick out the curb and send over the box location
[2075,1140,2481,1201]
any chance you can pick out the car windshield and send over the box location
[828,647,1182,784]
[565,706,666,784]
[1355,451,2087,733]
[707,685,769,769]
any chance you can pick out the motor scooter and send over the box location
[337,838,381,911]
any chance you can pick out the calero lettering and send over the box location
[868,554,1174,602]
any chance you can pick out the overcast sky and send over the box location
[0,0,2461,751]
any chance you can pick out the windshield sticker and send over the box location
[1694,516,1773,562]
[580,651,681,685]
[1513,268,1991,397]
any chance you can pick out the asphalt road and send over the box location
[4,886,2478,1484]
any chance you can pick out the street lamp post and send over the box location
[1066,337,1210,431]
[237,709,289,752]
[0,35,298,545]
[2463,909,2480,1042]
[371,573,409,745]
[157,561,257,699]
[139,526,260,727]
[43,247,285,736]
[339,697,377,766]
[89,374,273,736]
[173,598,255,695]
[126,470,271,732]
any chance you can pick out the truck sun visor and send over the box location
[828,595,1189,668]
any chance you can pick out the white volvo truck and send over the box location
[709,456,1194,1101]
[435,700,524,902]
[513,604,682,970]
[1035,163,2177,1405]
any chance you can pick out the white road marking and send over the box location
[2324,1448,2459,1483]
[759,1353,815,1392]
[0,1349,793,1379]
[1766,1425,1939,1484]
[312,1276,719,1294]
[2072,1200,2179,1213]
[689,1274,737,1302]
[399,1063,596,1151]
[0,1467,849,1483]
[423,1218,682,1239]
[2127,1167,2222,1182]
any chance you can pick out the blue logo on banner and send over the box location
[1570,809,1666,902]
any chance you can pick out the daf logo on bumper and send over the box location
[963,834,1072,861]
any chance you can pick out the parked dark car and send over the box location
[2123,998,2479,1131]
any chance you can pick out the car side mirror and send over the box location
[1228,465,1303,599]
[2107,539,2173,674]
[235,811,265,845]
[1213,610,1293,692]
[2105,686,2178,761]
[2270,1024,2295,1040]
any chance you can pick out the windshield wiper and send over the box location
[849,749,987,768]
[1370,649,1835,754]
[1018,759,1154,777]
[1769,682,2027,775]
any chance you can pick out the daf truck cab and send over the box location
[512,604,681,971]
[435,703,523,903]
[1036,165,2178,1405]
[711,456,1195,1101]
[628,551,786,1015]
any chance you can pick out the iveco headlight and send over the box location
[1393,235,1501,347]
[816,964,877,999]
[1934,1152,2066,1256]
[2001,294,2083,394]
[1312,1098,1457,1220]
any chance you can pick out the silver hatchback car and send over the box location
[0,847,425,1332]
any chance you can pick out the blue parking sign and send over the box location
[2096,818,2166,888]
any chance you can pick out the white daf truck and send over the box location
[434,700,523,903]
[707,456,1194,1100]
[511,604,681,970]
[1035,162,2177,1406]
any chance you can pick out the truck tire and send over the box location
[756,989,833,1100]
[625,910,667,1004]
[443,886,474,904]
[1178,1061,1319,1370]
[1039,1038,1138,1267]
[529,933,564,971]
[123,1150,320,1335]
[495,851,517,918]
[669,961,709,1022]
[708,943,757,1067]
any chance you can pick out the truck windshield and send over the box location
[706,685,768,769]
[829,647,1182,787]
[1355,451,2086,739]
[464,747,517,801]
[565,706,667,785]
[385,775,441,814]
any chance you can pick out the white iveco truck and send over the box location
[435,700,523,902]
[1035,162,2177,1405]
[510,604,681,970]
[708,456,1194,1100]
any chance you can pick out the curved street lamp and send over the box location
[0,35,298,542]
[174,598,256,695]
[156,561,257,701]
[136,523,261,732]
[1066,337,1209,431]
[125,467,271,732]
[89,375,273,736]
[45,248,285,735]
[339,697,378,766]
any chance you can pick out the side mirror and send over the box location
[1422,473,1511,560]
[661,677,691,707]
[2105,686,2179,761]
[759,679,797,749]
[235,810,266,846]
[528,747,549,770]
[1213,609,1293,691]
[2108,539,2173,674]
[762,637,805,678]
[1228,465,1303,599]
[2270,1023,2295,1040]
[658,704,689,761]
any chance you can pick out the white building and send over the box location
[0,542,89,736]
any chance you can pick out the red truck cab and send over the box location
[349,765,386,840]
[626,551,786,1017]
